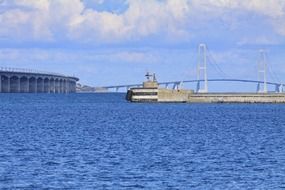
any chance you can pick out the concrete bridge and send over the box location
[0,68,78,93]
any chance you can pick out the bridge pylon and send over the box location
[197,43,208,93]
[257,50,268,93]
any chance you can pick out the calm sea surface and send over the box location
[0,93,285,189]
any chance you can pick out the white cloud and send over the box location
[192,0,285,18]
[1,0,285,44]
[69,0,192,42]
[0,0,192,43]
[190,0,285,38]
[238,36,281,46]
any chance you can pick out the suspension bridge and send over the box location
[99,44,284,93]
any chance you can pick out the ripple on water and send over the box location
[0,94,285,189]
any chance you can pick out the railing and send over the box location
[0,67,67,77]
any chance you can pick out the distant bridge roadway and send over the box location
[100,78,284,93]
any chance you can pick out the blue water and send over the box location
[0,93,285,189]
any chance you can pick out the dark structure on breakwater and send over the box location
[0,68,79,93]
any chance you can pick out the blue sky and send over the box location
[0,0,285,90]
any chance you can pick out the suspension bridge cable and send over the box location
[206,47,231,79]
[207,54,229,78]
[266,54,281,83]
[268,64,279,83]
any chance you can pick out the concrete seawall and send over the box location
[188,93,285,103]
[158,89,193,102]
[0,69,78,93]
[126,75,285,103]
[127,88,285,103]
[157,91,285,103]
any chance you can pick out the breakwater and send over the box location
[127,87,285,103]
[126,73,285,103]
[188,93,285,103]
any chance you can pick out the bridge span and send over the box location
[0,68,78,93]
[98,44,284,94]
[100,78,284,93]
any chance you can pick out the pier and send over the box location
[0,68,78,93]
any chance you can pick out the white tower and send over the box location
[258,50,268,93]
[197,44,208,93]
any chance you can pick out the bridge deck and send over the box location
[101,78,283,90]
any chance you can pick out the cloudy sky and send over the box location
[0,0,285,89]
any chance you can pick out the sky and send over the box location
[0,0,285,90]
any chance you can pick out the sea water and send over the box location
[0,93,285,189]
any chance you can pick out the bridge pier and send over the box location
[26,78,30,93]
[0,76,2,93]
[20,77,28,93]
[17,77,20,92]
[64,80,66,93]
[257,82,268,93]
[165,84,169,89]
[29,77,36,93]
[55,79,59,93]
[7,76,10,93]
[178,82,183,90]
[10,76,19,93]
[60,80,64,93]
[44,78,49,93]
[35,78,38,93]
[275,85,279,93]
[173,82,180,90]
[51,79,55,93]
[36,78,42,93]
[48,79,51,93]
[275,84,284,93]
[172,83,177,90]
[256,83,260,93]
[196,81,200,93]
